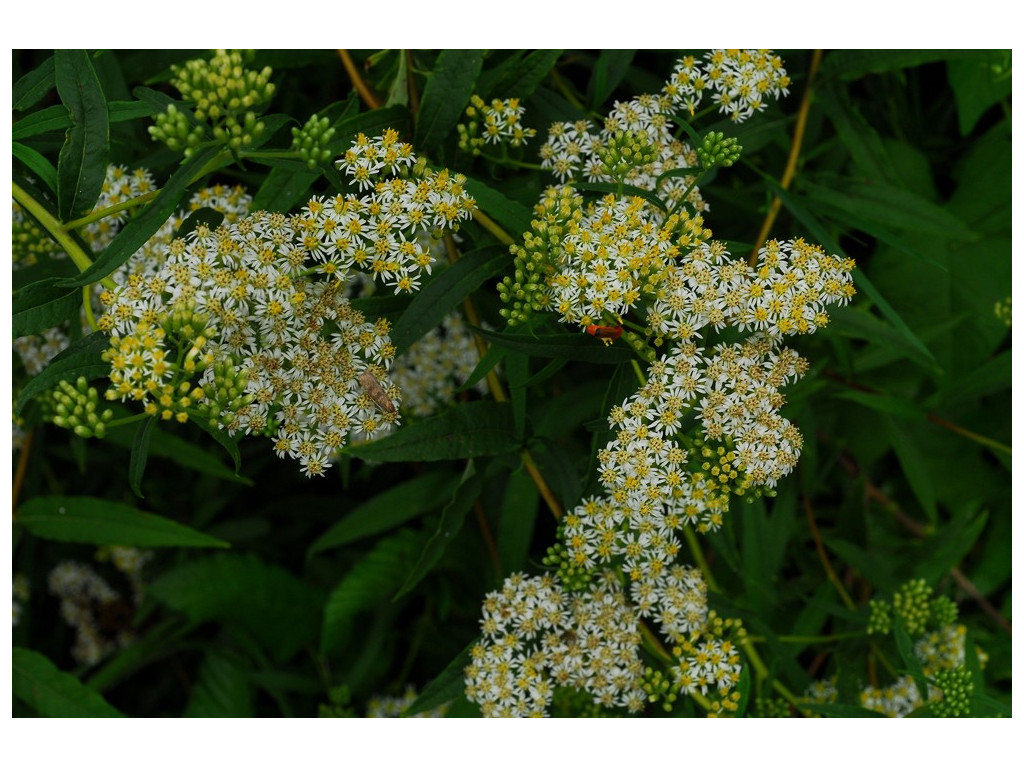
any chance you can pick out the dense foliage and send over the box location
[11,49,1011,719]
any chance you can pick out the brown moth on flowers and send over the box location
[358,370,397,415]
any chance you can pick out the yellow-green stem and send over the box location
[82,287,99,333]
[681,525,720,592]
[471,209,515,245]
[62,190,158,230]
[12,182,115,289]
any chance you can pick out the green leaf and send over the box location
[913,508,988,585]
[947,50,1012,135]
[816,84,895,184]
[57,146,222,288]
[13,55,55,111]
[16,495,231,549]
[394,463,485,600]
[106,420,249,484]
[307,470,460,557]
[13,100,162,140]
[483,49,563,101]
[893,620,930,701]
[129,417,154,498]
[15,331,110,414]
[13,647,123,717]
[499,467,539,573]
[804,180,977,243]
[390,244,509,351]
[471,325,636,364]
[12,141,59,194]
[831,390,926,422]
[12,277,80,338]
[406,641,475,717]
[344,401,518,462]
[882,417,938,523]
[586,50,635,109]
[55,50,110,221]
[150,553,321,663]
[463,175,533,237]
[251,166,321,214]
[320,529,423,654]
[457,343,507,393]
[415,50,485,153]
[821,50,965,80]
[184,653,254,717]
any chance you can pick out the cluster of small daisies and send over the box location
[464,571,647,716]
[457,95,537,154]
[97,133,472,475]
[83,165,158,251]
[304,128,475,293]
[663,49,790,122]
[47,547,151,666]
[389,313,487,418]
[539,98,707,214]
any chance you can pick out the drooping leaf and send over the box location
[105,420,249,484]
[406,641,476,717]
[883,417,939,524]
[13,647,123,717]
[13,54,55,111]
[150,553,321,663]
[498,467,539,573]
[55,49,110,220]
[12,277,80,338]
[307,471,460,557]
[344,401,519,462]
[320,529,423,654]
[128,417,154,498]
[183,653,255,718]
[12,141,59,194]
[394,463,485,600]
[415,50,485,153]
[390,244,509,351]
[586,50,636,109]
[16,495,230,549]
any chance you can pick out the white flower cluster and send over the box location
[390,313,486,418]
[539,96,707,214]
[84,165,158,251]
[674,634,743,697]
[860,674,923,718]
[305,129,475,293]
[48,561,129,666]
[466,95,536,148]
[648,239,856,343]
[366,686,449,718]
[663,49,790,123]
[14,327,70,376]
[465,571,646,716]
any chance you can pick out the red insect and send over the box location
[585,324,623,342]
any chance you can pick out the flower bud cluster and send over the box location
[40,376,114,439]
[291,113,336,170]
[995,295,1011,326]
[540,94,707,214]
[149,50,275,156]
[663,50,790,123]
[929,667,973,717]
[697,131,742,169]
[457,95,536,153]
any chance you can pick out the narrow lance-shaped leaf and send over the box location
[55,49,110,220]
[415,50,485,153]
[12,277,81,338]
[16,495,231,549]
[129,417,155,498]
[13,647,124,718]
[15,331,110,414]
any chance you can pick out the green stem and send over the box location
[681,525,720,592]
[82,287,99,333]
[63,190,159,230]
[747,631,864,644]
[105,413,152,429]
[476,152,544,171]
[740,637,812,716]
[12,182,115,289]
